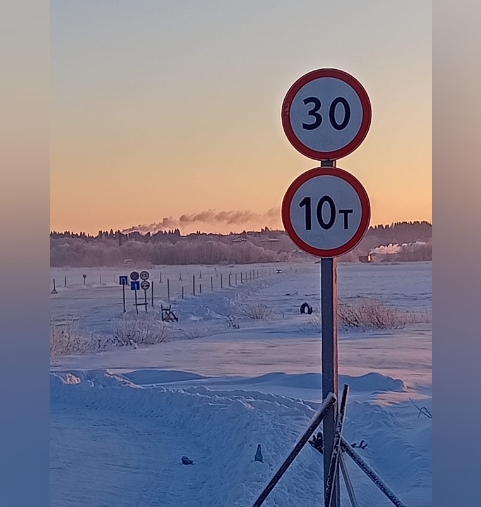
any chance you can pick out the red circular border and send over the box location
[281,167,371,257]
[281,69,372,161]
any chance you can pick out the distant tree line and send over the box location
[364,221,431,245]
[50,222,432,267]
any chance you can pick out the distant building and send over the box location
[358,254,372,263]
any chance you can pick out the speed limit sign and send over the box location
[282,167,370,257]
[281,68,371,160]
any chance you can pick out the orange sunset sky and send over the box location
[50,1,431,236]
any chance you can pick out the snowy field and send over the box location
[50,261,432,507]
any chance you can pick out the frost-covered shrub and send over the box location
[180,325,210,340]
[225,315,241,329]
[112,316,170,346]
[50,320,107,358]
[302,299,431,331]
[338,298,431,330]
[235,302,272,320]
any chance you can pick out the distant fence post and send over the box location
[167,279,170,302]
[159,271,162,283]
[229,273,232,286]
[64,276,67,287]
[193,275,196,296]
[199,283,202,294]
[182,286,184,299]
[220,274,223,289]
[211,276,213,291]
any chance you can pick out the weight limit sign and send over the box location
[282,168,370,257]
[281,69,371,160]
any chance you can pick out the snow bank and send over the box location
[51,370,430,507]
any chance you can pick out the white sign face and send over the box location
[140,280,150,291]
[282,69,371,161]
[290,78,362,152]
[282,168,370,257]
[140,270,150,281]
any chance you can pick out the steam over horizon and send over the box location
[121,208,281,235]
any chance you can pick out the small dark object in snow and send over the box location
[352,440,367,449]
[181,456,194,465]
[300,302,313,314]
[254,444,263,463]
[309,432,324,454]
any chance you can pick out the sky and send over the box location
[50,0,432,235]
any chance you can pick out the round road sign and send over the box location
[281,69,371,161]
[141,280,150,291]
[130,271,139,281]
[140,270,150,281]
[282,167,370,257]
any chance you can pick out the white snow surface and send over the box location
[51,261,432,507]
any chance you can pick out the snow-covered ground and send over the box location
[50,261,432,507]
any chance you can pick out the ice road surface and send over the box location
[51,261,431,507]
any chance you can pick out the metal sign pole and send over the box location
[320,157,340,507]
[122,284,126,313]
[321,257,339,507]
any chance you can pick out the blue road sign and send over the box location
[131,281,140,290]
[119,276,128,285]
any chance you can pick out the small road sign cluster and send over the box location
[118,270,153,313]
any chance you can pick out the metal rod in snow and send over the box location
[341,439,407,507]
[251,393,336,507]
[167,279,170,302]
[339,454,358,507]
[325,384,349,507]
[193,275,195,296]
[151,281,154,307]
